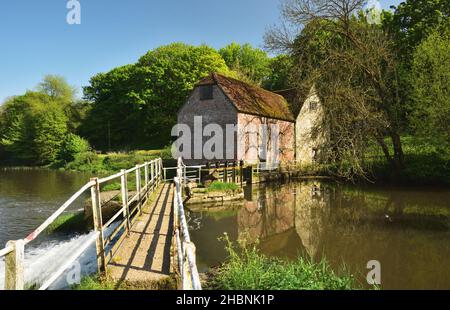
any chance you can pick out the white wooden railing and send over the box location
[0,158,163,290]
[173,158,202,290]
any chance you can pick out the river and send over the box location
[1,170,450,289]
[188,181,450,289]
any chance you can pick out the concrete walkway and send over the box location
[108,183,174,285]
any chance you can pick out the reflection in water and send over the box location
[189,180,450,289]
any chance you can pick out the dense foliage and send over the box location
[0,76,88,166]
[264,0,449,181]
[1,1,448,185]
[409,26,450,148]
[81,43,231,151]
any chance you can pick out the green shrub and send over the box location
[207,182,240,194]
[59,133,91,162]
[210,235,356,290]
[65,151,105,174]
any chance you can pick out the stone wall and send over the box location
[177,85,238,165]
[295,86,326,166]
[237,113,295,165]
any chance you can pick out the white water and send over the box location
[0,223,120,290]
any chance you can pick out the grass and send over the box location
[45,212,88,234]
[63,147,173,175]
[368,136,450,185]
[206,182,240,194]
[208,235,357,290]
[71,275,116,290]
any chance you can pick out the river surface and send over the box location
[0,168,95,289]
[1,169,450,289]
[188,181,450,290]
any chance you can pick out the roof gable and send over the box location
[197,73,295,122]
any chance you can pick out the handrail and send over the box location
[1,158,164,290]
[173,158,202,290]
[24,181,95,245]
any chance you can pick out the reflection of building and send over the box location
[294,183,330,258]
[238,185,294,243]
[237,181,330,259]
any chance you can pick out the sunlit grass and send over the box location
[209,235,357,290]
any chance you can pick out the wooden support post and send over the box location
[90,178,106,273]
[240,160,244,187]
[5,240,24,290]
[232,161,236,183]
[151,161,155,190]
[160,159,163,184]
[136,165,142,215]
[223,161,228,183]
[120,170,130,233]
[144,162,149,198]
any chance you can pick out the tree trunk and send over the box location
[389,131,405,171]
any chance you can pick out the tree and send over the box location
[263,54,294,91]
[59,133,91,162]
[0,76,80,165]
[33,103,68,165]
[37,75,76,102]
[265,0,406,179]
[383,0,450,62]
[219,43,272,85]
[409,26,450,147]
[82,43,231,150]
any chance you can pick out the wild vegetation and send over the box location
[264,0,449,183]
[0,0,448,185]
[207,236,357,290]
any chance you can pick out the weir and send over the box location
[0,158,201,290]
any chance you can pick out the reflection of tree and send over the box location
[294,182,330,259]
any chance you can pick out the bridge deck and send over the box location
[108,183,174,285]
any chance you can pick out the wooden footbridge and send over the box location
[0,158,201,290]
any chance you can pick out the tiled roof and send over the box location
[197,73,295,122]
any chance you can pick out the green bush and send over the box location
[59,133,91,162]
[210,235,356,290]
[65,151,105,174]
[207,182,240,194]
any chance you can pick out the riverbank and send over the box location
[1,136,448,186]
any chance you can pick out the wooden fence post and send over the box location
[151,161,155,190]
[120,170,130,233]
[144,162,149,198]
[232,161,236,183]
[223,162,228,183]
[5,240,24,290]
[240,160,244,187]
[182,242,191,290]
[90,178,106,273]
[136,165,142,215]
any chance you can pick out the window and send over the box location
[309,101,318,111]
[200,85,213,100]
[312,148,318,162]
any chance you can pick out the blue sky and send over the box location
[0,0,402,103]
